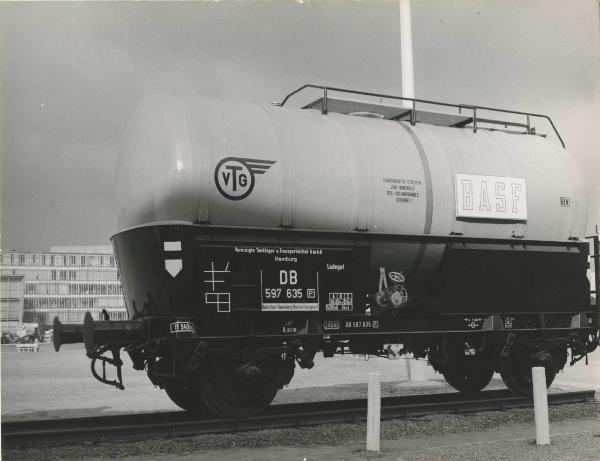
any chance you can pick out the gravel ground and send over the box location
[3,401,599,460]
[392,432,600,461]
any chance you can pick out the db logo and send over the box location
[214,157,276,201]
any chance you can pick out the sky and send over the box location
[1,0,599,251]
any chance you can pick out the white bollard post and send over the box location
[366,372,381,452]
[532,366,550,445]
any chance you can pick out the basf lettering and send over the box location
[455,174,527,220]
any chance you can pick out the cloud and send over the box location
[1,1,598,250]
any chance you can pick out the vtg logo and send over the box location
[214,157,276,201]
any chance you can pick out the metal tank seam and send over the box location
[408,123,458,286]
[195,96,223,225]
[486,131,526,238]
[432,125,465,236]
[396,122,433,234]
[152,93,197,225]
[336,114,372,232]
[256,102,296,228]
[396,121,433,281]
[179,95,210,225]
[417,123,458,233]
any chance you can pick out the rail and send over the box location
[275,84,565,148]
[2,389,594,448]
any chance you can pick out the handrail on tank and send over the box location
[276,84,565,148]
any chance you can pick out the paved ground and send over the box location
[553,348,600,392]
[2,343,599,421]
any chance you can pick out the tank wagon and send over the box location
[54,85,599,418]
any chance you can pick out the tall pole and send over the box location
[400,0,415,109]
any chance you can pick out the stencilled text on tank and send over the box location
[383,177,422,204]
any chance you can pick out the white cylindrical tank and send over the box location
[116,93,587,241]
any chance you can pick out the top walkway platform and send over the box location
[275,84,565,148]
[304,97,473,128]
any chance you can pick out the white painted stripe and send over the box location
[163,241,181,252]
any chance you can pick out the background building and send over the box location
[0,245,127,334]
[0,274,25,334]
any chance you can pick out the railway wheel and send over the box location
[164,383,212,415]
[500,347,566,396]
[443,360,494,393]
[198,358,287,418]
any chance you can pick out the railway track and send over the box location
[2,389,595,448]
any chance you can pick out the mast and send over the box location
[399,0,415,109]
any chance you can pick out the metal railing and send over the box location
[275,84,565,148]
